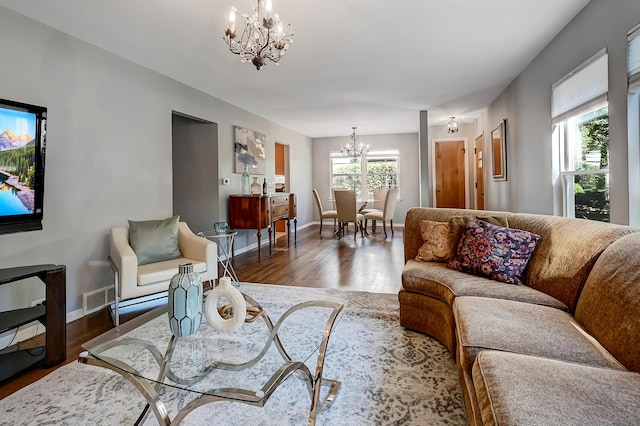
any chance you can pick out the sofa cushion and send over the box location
[416,220,451,262]
[453,296,624,376]
[449,219,540,284]
[507,213,637,310]
[128,216,181,265]
[402,260,567,310]
[473,351,640,426]
[575,233,640,372]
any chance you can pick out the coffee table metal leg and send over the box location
[78,352,171,426]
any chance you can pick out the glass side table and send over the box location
[197,231,239,287]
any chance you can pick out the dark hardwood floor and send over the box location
[0,223,404,400]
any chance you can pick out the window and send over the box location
[628,22,640,93]
[628,22,640,225]
[330,150,399,198]
[552,49,609,222]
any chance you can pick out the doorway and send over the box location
[474,133,485,210]
[274,142,290,237]
[172,112,219,233]
[433,138,468,208]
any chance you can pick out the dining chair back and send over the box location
[372,188,389,211]
[334,189,364,239]
[361,187,389,215]
[312,189,338,234]
[331,188,349,210]
[364,188,399,237]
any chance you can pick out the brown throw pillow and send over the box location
[448,215,509,261]
[416,220,451,262]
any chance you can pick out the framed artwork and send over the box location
[491,119,507,181]
[234,126,266,174]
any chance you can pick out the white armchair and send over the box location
[109,221,217,326]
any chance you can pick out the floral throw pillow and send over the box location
[448,219,540,284]
[416,220,451,262]
[448,215,509,262]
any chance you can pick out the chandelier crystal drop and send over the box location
[224,0,294,70]
[447,116,459,134]
[341,127,369,158]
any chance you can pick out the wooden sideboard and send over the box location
[228,193,297,257]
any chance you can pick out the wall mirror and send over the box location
[491,119,507,180]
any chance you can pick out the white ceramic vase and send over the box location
[204,277,246,332]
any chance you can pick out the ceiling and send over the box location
[0,0,590,138]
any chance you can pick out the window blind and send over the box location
[552,49,608,124]
[628,22,640,92]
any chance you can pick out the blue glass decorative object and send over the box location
[168,263,203,337]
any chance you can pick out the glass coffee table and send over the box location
[79,289,345,425]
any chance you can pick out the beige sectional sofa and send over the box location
[399,207,640,425]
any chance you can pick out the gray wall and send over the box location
[483,0,640,223]
[0,6,313,315]
[311,132,420,225]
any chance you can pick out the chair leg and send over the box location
[390,220,394,236]
[108,256,121,327]
[333,218,336,232]
[319,219,323,234]
[383,220,388,238]
[360,221,364,237]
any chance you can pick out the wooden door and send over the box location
[435,140,466,208]
[474,134,485,210]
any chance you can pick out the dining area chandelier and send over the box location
[341,127,369,158]
[223,0,294,70]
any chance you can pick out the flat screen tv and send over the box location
[0,98,46,234]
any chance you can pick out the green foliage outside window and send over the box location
[366,162,398,196]
[332,163,362,196]
[575,107,609,222]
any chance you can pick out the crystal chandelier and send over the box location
[224,0,294,70]
[447,116,459,134]
[341,127,369,158]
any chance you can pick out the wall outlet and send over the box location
[222,177,230,185]
[30,298,45,307]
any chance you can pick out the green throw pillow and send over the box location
[128,216,181,266]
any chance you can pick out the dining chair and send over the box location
[361,188,389,215]
[312,189,338,234]
[331,188,349,210]
[334,189,364,240]
[364,188,399,237]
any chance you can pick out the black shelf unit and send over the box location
[0,264,66,382]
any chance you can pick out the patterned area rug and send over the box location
[0,284,467,425]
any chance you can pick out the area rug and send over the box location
[0,284,467,425]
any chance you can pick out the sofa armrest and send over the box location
[109,226,138,298]
[178,222,217,271]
